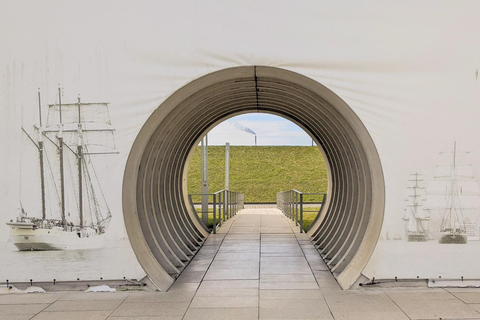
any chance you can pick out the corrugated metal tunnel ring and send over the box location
[123,66,385,290]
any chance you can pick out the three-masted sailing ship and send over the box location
[402,173,430,242]
[6,89,117,250]
[426,141,480,244]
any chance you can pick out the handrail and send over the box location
[276,190,326,233]
[188,190,244,234]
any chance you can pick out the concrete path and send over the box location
[3,208,480,319]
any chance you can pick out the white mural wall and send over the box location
[1,0,480,282]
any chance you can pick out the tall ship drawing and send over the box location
[6,89,117,250]
[426,141,480,244]
[402,173,429,242]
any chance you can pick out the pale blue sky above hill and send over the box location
[206,113,315,146]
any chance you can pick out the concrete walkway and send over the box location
[3,208,480,319]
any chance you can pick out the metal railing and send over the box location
[277,189,326,233]
[188,190,244,234]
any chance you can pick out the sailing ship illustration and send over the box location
[6,89,117,250]
[426,141,480,244]
[402,173,430,242]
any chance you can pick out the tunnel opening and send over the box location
[185,112,329,229]
[123,66,385,290]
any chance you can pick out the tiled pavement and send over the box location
[3,208,480,319]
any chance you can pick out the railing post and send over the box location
[234,192,237,214]
[300,193,304,233]
[289,191,292,219]
[189,189,246,234]
[213,194,217,234]
[276,190,327,232]
[228,191,231,218]
[295,191,299,226]
[286,191,289,219]
[219,192,222,227]
[224,190,228,220]
[278,192,281,212]
[280,192,282,211]
[290,190,294,220]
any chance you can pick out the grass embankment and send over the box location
[187,146,328,229]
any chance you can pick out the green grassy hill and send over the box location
[187,146,328,203]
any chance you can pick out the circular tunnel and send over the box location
[122,66,385,290]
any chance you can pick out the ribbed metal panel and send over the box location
[123,66,385,290]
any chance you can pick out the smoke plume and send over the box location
[232,121,256,135]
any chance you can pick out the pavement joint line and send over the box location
[447,288,480,313]
[180,210,260,319]
[320,290,336,320]
[8,209,480,320]
[377,290,413,320]
[31,295,53,317]
[455,290,480,316]
[287,215,320,284]
[179,237,223,320]
[284,210,334,291]
[183,217,243,311]
[105,291,132,319]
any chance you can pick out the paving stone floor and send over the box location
[3,208,480,319]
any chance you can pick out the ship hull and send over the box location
[438,233,468,244]
[9,228,105,251]
[407,234,428,242]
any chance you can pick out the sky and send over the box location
[206,113,314,146]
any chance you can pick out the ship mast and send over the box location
[38,90,46,220]
[440,140,465,232]
[40,94,117,231]
[412,173,420,218]
[411,173,424,233]
[450,141,457,228]
[403,173,428,235]
[77,96,83,228]
[57,87,67,229]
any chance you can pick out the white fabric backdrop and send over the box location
[1,0,480,281]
